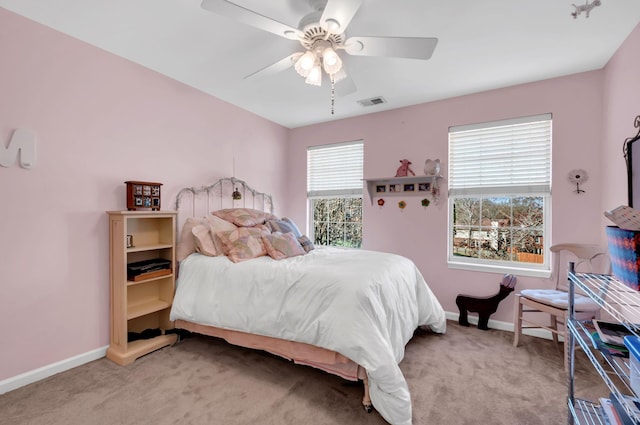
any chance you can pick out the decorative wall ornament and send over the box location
[568,169,589,194]
[0,128,36,169]
[421,198,430,208]
[571,0,601,19]
[423,158,441,175]
[395,159,415,177]
[377,198,385,207]
[398,200,406,211]
[232,187,242,200]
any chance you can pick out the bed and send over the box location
[169,177,446,425]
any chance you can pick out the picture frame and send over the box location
[418,182,431,192]
[389,184,401,192]
[376,185,386,193]
[404,184,415,192]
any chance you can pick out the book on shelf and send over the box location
[593,320,634,346]
[601,397,623,425]
[582,320,630,357]
[605,205,640,231]
[609,393,640,425]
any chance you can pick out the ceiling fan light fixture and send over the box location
[294,51,317,77]
[305,63,322,86]
[321,47,342,75]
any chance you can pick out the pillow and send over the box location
[218,227,269,263]
[262,232,306,260]
[282,217,303,238]
[204,214,238,255]
[212,208,276,227]
[297,235,315,253]
[266,218,300,237]
[192,224,218,256]
[176,217,205,262]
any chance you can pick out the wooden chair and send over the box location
[513,243,609,370]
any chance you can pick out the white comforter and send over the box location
[170,246,446,425]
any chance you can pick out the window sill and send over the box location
[447,260,551,278]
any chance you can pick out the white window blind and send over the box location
[307,141,364,197]
[449,114,551,196]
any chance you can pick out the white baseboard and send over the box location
[445,311,553,340]
[0,345,108,395]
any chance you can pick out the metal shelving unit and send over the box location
[567,266,640,424]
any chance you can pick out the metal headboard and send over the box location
[174,177,274,236]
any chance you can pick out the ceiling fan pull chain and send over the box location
[331,75,335,115]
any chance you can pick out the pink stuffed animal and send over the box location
[395,159,415,177]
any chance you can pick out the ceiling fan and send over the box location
[200,0,438,100]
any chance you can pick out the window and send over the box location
[307,141,364,248]
[448,114,552,277]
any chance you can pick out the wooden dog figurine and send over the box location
[456,274,517,330]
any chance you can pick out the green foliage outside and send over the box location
[312,197,362,248]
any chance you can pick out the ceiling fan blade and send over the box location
[320,0,362,34]
[335,72,357,97]
[201,0,302,40]
[243,53,303,80]
[344,36,438,60]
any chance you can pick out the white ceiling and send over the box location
[2,0,640,129]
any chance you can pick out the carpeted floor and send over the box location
[0,320,608,425]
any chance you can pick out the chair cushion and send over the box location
[520,289,600,311]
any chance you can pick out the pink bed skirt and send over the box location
[175,320,365,381]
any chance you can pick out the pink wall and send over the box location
[3,4,639,387]
[288,72,606,323]
[601,24,640,230]
[0,9,289,381]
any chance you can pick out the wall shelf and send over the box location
[364,175,442,205]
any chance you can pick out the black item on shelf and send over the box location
[127,328,162,342]
[127,258,171,280]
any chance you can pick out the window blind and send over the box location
[448,114,551,196]
[307,141,364,197]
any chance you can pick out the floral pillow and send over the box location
[212,208,276,227]
[177,217,206,262]
[282,217,303,238]
[192,224,218,256]
[266,218,300,237]
[204,214,238,255]
[218,227,269,263]
[296,235,315,253]
[262,232,306,260]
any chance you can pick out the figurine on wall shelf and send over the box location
[424,158,441,176]
[395,159,415,177]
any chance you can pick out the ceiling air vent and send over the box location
[357,96,387,107]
